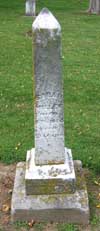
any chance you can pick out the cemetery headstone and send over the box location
[11,8,89,224]
[26,0,36,16]
[87,0,100,14]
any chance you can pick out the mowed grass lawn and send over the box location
[0,0,100,174]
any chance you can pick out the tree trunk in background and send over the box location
[88,0,100,14]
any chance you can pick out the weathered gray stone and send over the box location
[11,162,89,224]
[26,0,36,16]
[74,160,82,170]
[25,148,76,195]
[25,9,76,195]
[88,0,100,14]
[11,8,90,225]
[32,8,65,165]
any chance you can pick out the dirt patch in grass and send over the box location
[25,30,32,38]
[0,163,100,231]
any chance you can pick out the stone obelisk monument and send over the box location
[11,8,89,224]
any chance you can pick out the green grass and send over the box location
[0,0,100,174]
[57,223,78,231]
[13,222,78,231]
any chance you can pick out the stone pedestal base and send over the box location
[25,148,76,195]
[11,162,89,224]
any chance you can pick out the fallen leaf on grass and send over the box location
[28,219,35,227]
[17,142,21,147]
[97,193,100,200]
[94,180,100,186]
[8,189,12,194]
[98,193,100,198]
[15,142,21,150]
[96,204,100,208]
[2,204,10,212]
[15,147,18,150]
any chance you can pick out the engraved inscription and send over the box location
[32,9,65,165]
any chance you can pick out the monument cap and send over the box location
[32,8,61,31]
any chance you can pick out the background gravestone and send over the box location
[26,0,36,16]
[88,0,100,14]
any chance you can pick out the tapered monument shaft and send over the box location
[32,8,65,165]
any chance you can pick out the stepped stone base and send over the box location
[11,162,89,224]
